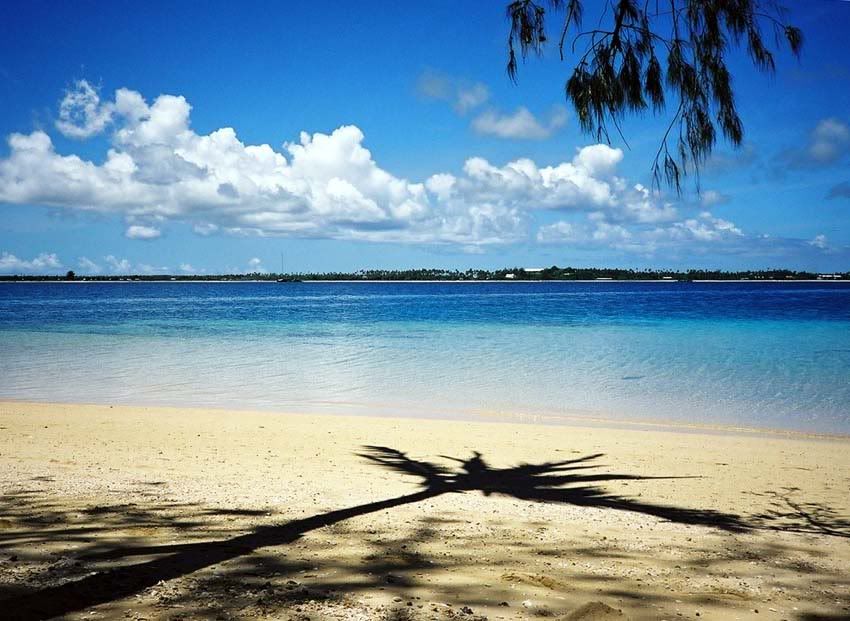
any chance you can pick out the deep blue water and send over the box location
[1,281,849,433]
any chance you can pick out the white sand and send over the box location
[1,401,848,620]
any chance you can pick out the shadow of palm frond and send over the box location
[358,446,749,531]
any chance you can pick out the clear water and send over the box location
[1,281,848,433]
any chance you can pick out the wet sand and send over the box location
[1,400,848,621]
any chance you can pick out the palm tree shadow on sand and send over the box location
[358,446,748,530]
[3,446,749,620]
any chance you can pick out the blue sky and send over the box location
[1,0,849,274]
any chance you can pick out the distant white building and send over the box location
[504,273,517,279]
[818,274,841,280]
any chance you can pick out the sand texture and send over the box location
[0,401,848,621]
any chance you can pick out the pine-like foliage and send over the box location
[505,0,803,191]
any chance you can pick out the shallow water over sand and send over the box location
[1,281,849,433]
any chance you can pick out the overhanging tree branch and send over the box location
[505,0,803,193]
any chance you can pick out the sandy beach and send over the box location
[1,400,848,621]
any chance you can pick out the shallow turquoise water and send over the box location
[1,281,848,433]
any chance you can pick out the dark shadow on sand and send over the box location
[2,447,842,620]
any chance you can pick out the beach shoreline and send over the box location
[1,400,848,620]
[2,396,848,443]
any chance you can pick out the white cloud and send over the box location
[0,83,741,252]
[104,255,131,273]
[77,256,102,274]
[591,221,633,243]
[538,211,743,254]
[125,224,161,240]
[445,144,626,214]
[472,106,566,140]
[247,257,266,272]
[573,143,622,177]
[179,263,196,273]
[538,216,845,263]
[808,234,828,249]
[55,80,116,139]
[611,183,678,223]
[433,145,680,229]
[664,212,743,242]
[701,189,729,207]
[0,251,62,273]
[536,221,578,243]
[0,92,524,246]
[193,222,219,236]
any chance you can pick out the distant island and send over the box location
[1,266,848,282]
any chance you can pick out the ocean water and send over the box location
[1,281,849,434]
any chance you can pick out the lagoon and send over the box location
[1,280,848,434]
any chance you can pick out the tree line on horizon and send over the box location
[1,266,847,282]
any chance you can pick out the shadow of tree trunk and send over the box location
[5,488,442,621]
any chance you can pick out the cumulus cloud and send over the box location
[55,80,116,139]
[105,255,131,273]
[179,263,196,273]
[0,91,522,246]
[666,212,743,242]
[1,83,753,254]
[429,144,636,220]
[808,234,828,250]
[125,224,161,240]
[608,183,678,223]
[0,251,62,273]
[472,106,566,140]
